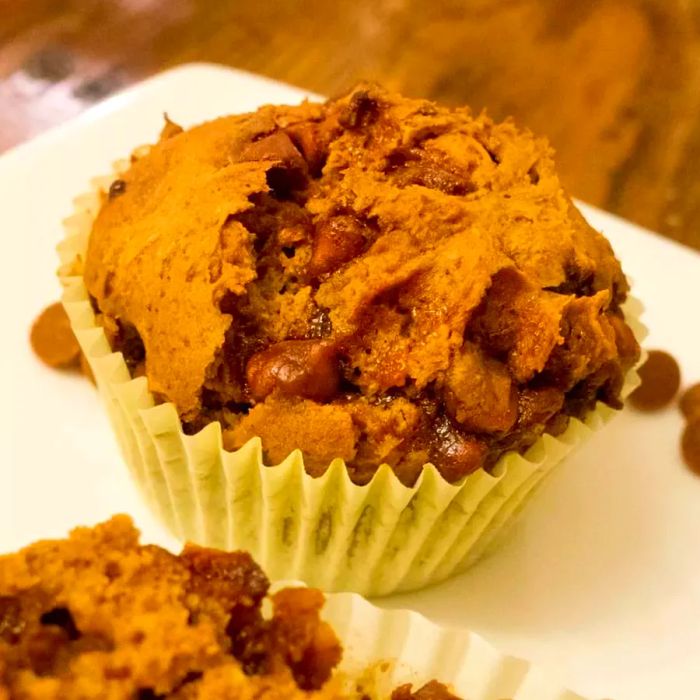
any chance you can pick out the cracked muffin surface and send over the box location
[83,84,639,486]
[0,516,342,699]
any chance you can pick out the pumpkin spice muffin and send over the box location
[82,83,640,487]
[0,516,341,698]
[0,517,467,700]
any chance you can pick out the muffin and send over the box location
[60,83,643,594]
[0,517,463,700]
[0,516,340,698]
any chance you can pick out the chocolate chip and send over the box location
[339,90,379,129]
[428,414,488,482]
[681,420,700,476]
[30,302,81,369]
[308,214,368,278]
[679,383,700,421]
[545,259,595,297]
[483,146,500,166]
[517,386,565,429]
[115,321,145,371]
[527,163,540,184]
[245,340,340,402]
[136,689,165,700]
[266,166,306,200]
[285,120,338,176]
[241,132,309,198]
[104,561,121,580]
[240,132,306,170]
[40,606,80,641]
[629,350,681,411]
[384,147,476,195]
[108,179,127,199]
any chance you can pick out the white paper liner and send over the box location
[315,587,591,699]
[58,157,647,597]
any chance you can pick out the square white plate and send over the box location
[2,63,699,700]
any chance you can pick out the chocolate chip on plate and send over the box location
[679,383,700,421]
[681,420,700,476]
[628,350,681,411]
[30,302,81,369]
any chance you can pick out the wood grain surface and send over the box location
[2,0,699,249]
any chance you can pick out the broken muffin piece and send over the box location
[0,516,342,699]
[0,517,472,700]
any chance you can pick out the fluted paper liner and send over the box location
[58,157,646,597]
[312,586,591,698]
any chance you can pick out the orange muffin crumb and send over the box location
[83,84,639,485]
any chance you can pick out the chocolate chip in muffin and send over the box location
[113,320,145,372]
[338,89,380,129]
[39,607,80,640]
[245,339,340,403]
[308,214,370,278]
[108,179,126,198]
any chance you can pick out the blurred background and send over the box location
[1,0,698,248]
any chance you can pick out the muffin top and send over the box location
[83,84,639,485]
[0,516,341,698]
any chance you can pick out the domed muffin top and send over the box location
[83,84,638,485]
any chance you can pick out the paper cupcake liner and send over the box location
[58,156,647,597]
[313,586,591,699]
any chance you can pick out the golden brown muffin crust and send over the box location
[83,84,639,485]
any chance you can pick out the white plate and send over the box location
[2,63,699,700]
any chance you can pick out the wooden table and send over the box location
[2,0,699,250]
